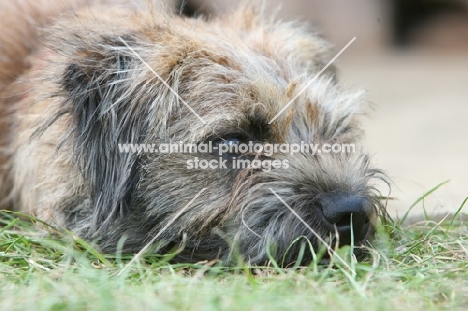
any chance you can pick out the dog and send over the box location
[0,0,385,265]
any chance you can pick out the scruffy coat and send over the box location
[0,0,383,264]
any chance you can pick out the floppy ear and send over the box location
[58,35,148,235]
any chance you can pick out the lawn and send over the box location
[1,194,467,311]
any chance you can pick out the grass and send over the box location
[1,198,467,311]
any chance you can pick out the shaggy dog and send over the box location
[0,0,385,265]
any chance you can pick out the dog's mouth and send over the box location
[330,221,372,245]
[330,220,372,247]
[315,222,374,262]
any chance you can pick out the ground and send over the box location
[1,199,467,311]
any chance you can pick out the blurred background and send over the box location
[171,0,468,220]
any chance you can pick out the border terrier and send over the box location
[0,0,385,265]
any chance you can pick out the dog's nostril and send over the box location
[319,192,372,243]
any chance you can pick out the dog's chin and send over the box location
[259,223,377,267]
[318,223,375,262]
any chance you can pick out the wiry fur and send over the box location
[0,0,386,265]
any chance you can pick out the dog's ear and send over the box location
[57,34,148,235]
[224,2,335,75]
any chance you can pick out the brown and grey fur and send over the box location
[0,0,385,265]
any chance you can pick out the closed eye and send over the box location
[213,135,247,157]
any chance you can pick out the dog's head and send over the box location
[39,3,386,265]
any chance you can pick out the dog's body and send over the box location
[0,0,383,265]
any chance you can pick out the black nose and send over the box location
[319,192,372,245]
